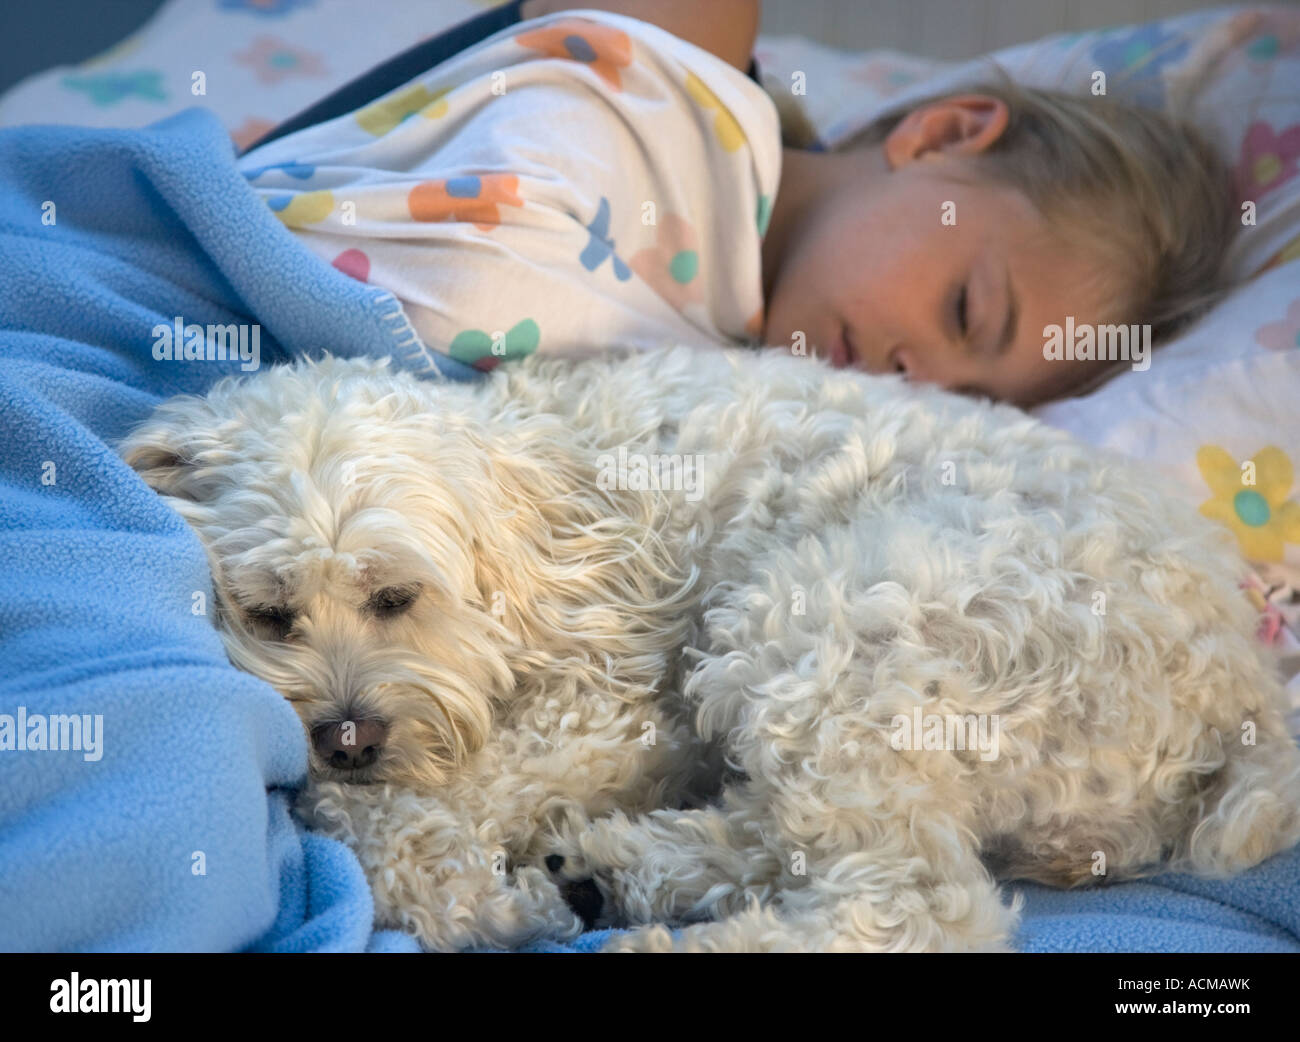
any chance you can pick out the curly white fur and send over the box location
[122,346,1300,952]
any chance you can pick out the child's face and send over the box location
[762,97,1118,406]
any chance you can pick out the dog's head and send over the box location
[121,356,682,787]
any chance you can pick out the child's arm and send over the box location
[519,0,760,72]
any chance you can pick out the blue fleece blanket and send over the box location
[0,107,438,952]
[0,107,1296,954]
[526,848,1300,952]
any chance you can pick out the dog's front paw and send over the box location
[507,864,587,943]
[540,818,660,929]
[543,853,607,929]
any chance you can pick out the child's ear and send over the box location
[883,95,1009,169]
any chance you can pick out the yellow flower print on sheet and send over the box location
[685,72,745,152]
[355,83,450,136]
[1196,445,1300,562]
[267,189,334,228]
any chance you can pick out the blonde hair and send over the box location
[838,80,1237,348]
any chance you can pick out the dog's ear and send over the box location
[467,418,697,702]
[120,393,227,502]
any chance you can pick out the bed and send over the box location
[0,0,1297,952]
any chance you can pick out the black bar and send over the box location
[0,952,1291,1027]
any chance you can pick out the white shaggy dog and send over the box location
[122,346,1300,952]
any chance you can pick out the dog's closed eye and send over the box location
[368,585,420,619]
[245,604,297,641]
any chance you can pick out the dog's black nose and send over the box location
[312,719,388,771]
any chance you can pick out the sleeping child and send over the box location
[239,0,1235,407]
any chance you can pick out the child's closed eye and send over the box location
[954,284,970,338]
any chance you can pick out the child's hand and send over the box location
[519,0,759,72]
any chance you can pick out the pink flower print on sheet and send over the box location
[629,214,703,312]
[1221,8,1300,64]
[231,117,276,150]
[1234,121,1300,203]
[235,36,327,86]
[848,57,920,95]
[1255,298,1300,352]
[331,249,370,283]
